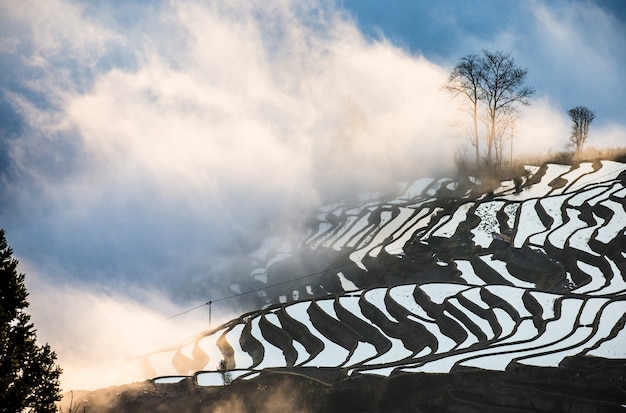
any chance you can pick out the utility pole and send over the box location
[208,300,212,330]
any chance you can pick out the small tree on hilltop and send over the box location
[0,229,62,413]
[568,105,595,154]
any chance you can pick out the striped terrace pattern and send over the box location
[148,160,626,382]
[237,160,626,305]
[152,282,625,382]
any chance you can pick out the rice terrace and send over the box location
[59,151,626,412]
[1,1,625,412]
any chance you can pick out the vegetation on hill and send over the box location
[456,146,626,195]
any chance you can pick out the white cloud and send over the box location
[0,0,123,92]
[590,122,626,149]
[2,0,459,390]
[515,95,570,155]
[4,0,458,265]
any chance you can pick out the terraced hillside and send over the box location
[99,159,625,412]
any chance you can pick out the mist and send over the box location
[1,0,458,390]
[1,0,458,288]
[1,0,626,391]
[24,268,215,390]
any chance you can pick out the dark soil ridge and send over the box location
[60,355,625,412]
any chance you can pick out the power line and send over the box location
[166,302,209,320]
[166,259,359,320]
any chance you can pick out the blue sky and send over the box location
[0,0,625,389]
[342,0,626,123]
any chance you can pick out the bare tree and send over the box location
[567,106,595,154]
[479,50,534,167]
[443,54,482,166]
[444,51,533,169]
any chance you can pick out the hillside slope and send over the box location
[60,159,626,412]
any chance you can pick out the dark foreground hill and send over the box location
[61,355,625,412]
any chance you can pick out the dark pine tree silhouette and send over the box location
[0,229,62,413]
